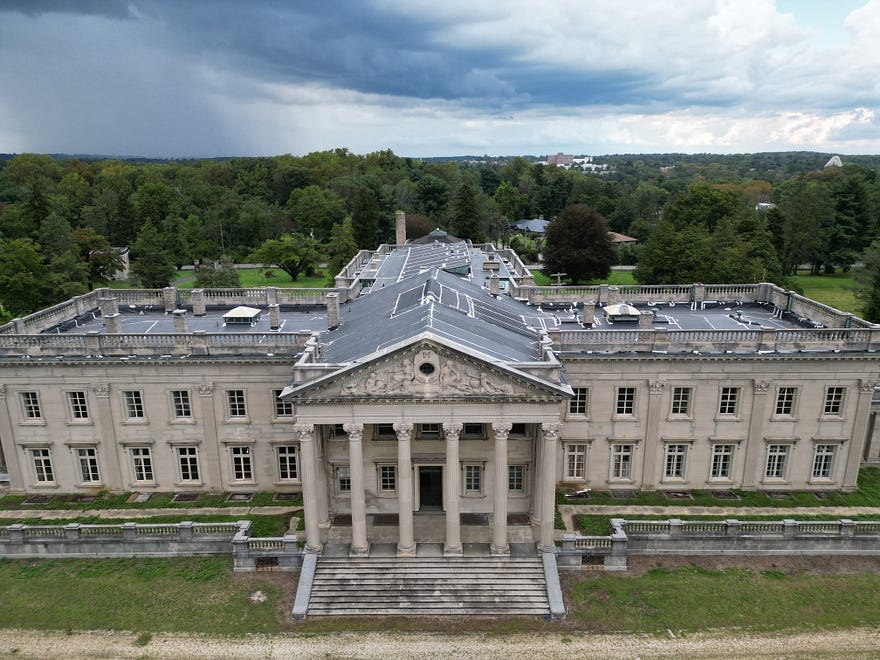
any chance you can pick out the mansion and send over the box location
[1,218,880,556]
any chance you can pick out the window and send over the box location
[31,448,54,483]
[329,424,347,439]
[418,423,441,439]
[569,388,589,415]
[508,465,525,493]
[565,444,587,480]
[464,465,482,494]
[610,445,634,479]
[670,387,692,416]
[718,387,739,416]
[823,387,845,416]
[20,391,42,420]
[177,447,200,482]
[123,390,145,420]
[664,444,687,479]
[67,391,89,420]
[171,390,192,419]
[337,466,351,493]
[379,465,396,493]
[710,444,735,479]
[765,444,789,480]
[231,446,253,480]
[510,423,527,437]
[77,447,100,483]
[130,447,153,482]
[277,445,298,480]
[375,424,396,440]
[812,445,836,479]
[463,423,485,439]
[226,389,247,418]
[775,387,797,416]
[273,389,293,418]
[616,387,636,416]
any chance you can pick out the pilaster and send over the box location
[741,379,771,489]
[639,380,664,489]
[844,380,877,488]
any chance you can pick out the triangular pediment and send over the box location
[285,336,569,403]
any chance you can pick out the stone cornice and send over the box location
[559,353,880,366]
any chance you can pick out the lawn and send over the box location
[532,269,635,286]
[793,271,861,314]
[0,514,292,538]
[0,490,302,511]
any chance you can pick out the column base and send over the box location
[443,544,463,557]
[489,544,510,556]
[349,544,370,557]
[304,543,323,554]
[396,543,417,557]
[537,543,557,554]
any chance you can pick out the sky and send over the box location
[0,0,878,158]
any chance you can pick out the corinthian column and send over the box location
[538,423,561,553]
[491,422,512,555]
[394,422,416,556]
[344,423,368,556]
[295,424,322,553]
[443,422,463,556]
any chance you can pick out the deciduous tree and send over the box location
[542,205,616,284]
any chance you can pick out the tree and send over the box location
[494,181,528,223]
[194,255,241,288]
[130,220,175,288]
[72,227,125,289]
[0,238,46,316]
[449,176,487,242]
[248,233,323,281]
[855,241,880,322]
[287,185,346,243]
[325,219,359,281]
[508,233,539,263]
[350,186,381,249]
[542,205,616,284]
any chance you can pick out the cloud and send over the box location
[0,0,134,19]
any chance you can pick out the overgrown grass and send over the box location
[0,514,292,538]
[0,491,302,511]
[569,566,880,633]
[559,467,880,508]
[793,271,860,314]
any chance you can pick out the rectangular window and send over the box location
[31,448,54,483]
[337,466,351,493]
[664,444,687,479]
[67,391,89,420]
[811,445,835,479]
[463,423,485,439]
[20,391,42,420]
[130,447,153,482]
[171,390,192,419]
[77,447,100,483]
[823,387,845,416]
[616,387,636,416]
[273,389,293,418]
[510,423,527,437]
[508,465,525,493]
[464,465,482,493]
[775,387,797,416]
[226,389,247,418]
[418,423,441,439]
[765,444,789,480]
[177,447,200,482]
[611,445,633,479]
[123,390,145,419]
[569,388,589,415]
[710,444,735,479]
[671,387,692,416]
[277,445,298,480]
[375,424,396,440]
[379,465,396,493]
[565,444,587,480]
[231,446,253,480]
[718,387,739,416]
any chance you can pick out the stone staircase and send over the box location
[306,556,551,616]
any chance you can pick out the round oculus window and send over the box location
[419,362,436,375]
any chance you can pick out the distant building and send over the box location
[546,153,574,167]
[825,155,843,169]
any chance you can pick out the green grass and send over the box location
[0,514,292,538]
[533,269,636,286]
[0,491,302,511]
[569,566,880,633]
[173,268,330,289]
[793,271,860,314]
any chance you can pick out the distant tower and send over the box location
[395,210,407,245]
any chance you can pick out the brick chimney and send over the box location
[395,210,406,245]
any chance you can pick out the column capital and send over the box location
[343,423,364,442]
[753,379,771,394]
[492,422,513,439]
[859,379,878,394]
[294,423,315,443]
[443,422,462,440]
[541,423,561,442]
[648,380,664,395]
[393,422,413,442]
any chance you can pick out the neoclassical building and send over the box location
[1,227,880,556]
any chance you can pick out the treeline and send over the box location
[0,149,879,323]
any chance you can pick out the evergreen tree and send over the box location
[449,176,486,242]
[351,186,380,249]
[130,220,175,288]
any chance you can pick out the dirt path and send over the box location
[0,627,877,659]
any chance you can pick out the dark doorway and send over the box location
[419,466,443,510]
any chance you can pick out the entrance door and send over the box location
[418,466,443,510]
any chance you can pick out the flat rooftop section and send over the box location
[43,306,329,335]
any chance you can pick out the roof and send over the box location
[513,219,549,234]
[608,231,637,244]
[603,303,641,318]
[222,306,262,319]
[408,229,462,245]
[320,268,561,363]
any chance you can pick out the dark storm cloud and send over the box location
[0,0,134,19]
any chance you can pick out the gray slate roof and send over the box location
[320,268,559,363]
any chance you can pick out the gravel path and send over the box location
[0,627,878,659]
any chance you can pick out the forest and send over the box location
[1,148,879,322]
